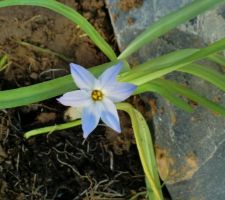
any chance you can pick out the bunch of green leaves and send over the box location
[1,0,225,199]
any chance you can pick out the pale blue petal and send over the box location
[100,98,121,133]
[57,90,91,107]
[99,62,123,88]
[82,102,101,138]
[105,82,136,102]
[93,79,101,90]
[70,63,96,90]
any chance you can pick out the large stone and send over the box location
[106,0,225,199]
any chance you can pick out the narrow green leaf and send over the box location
[141,48,198,70]
[131,48,198,72]
[19,41,72,62]
[0,54,8,71]
[0,0,117,61]
[2,36,225,109]
[1,36,224,109]
[119,48,198,83]
[121,37,225,85]
[0,75,74,109]
[208,53,225,66]
[179,63,225,92]
[119,0,225,59]
[24,120,81,139]
[117,103,163,200]
[153,79,225,116]
[135,83,193,112]
[0,62,117,109]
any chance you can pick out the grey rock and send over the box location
[106,0,225,199]
[106,0,154,50]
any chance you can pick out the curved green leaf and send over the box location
[24,120,81,139]
[131,48,198,72]
[117,103,163,200]
[153,79,225,116]
[121,37,225,85]
[1,36,225,109]
[0,54,8,71]
[179,63,225,92]
[0,0,117,61]
[135,83,193,112]
[208,53,225,66]
[0,62,116,109]
[118,0,225,59]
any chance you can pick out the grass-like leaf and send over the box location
[24,120,81,139]
[0,62,117,109]
[153,79,225,116]
[117,103,163,200]
[208,53,225,66]
[121,37,225,85]
[118,0,225,59]
[135,83,193,112]
[129,48,198,73]
[179,63,225,92]
[19,41,72,62]
[0,0,117,61]
[0,54,8,71]
[1,36,225,109]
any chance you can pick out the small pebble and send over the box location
[30,72,38,80]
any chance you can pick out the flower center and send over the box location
[91,90,103,101]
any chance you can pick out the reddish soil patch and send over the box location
[0,0,145,199]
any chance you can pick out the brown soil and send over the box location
[0,0,146,200]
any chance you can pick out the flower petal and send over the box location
[70,63,96,90]
[99,62,123,88]
[82,102,101,138]
[57,90,91,107]
[105,82,136,102]
[100,98,121,133]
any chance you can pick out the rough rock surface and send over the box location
[106,0,225,199]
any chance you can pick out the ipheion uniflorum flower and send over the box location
[57,62,136,138]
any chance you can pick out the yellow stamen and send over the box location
[91,90,103,101]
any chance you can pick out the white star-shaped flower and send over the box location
[58,62,136,138]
